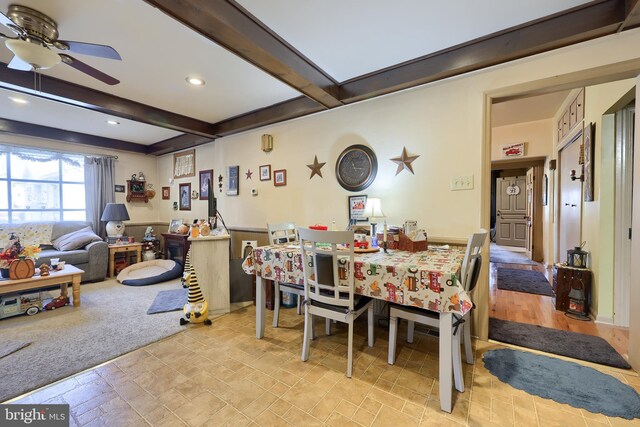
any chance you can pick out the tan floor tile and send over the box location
[584,419,609,427]
[326,412,362,427]
[490,398,514,427]
[309,393,341,422]
[253,409,291,427]
[172,392,227,427]
[391,383,429,406]
[336,399,359,418]
[535,403,587,427]
[283,406,322,427]
[367,387,406,411]
[468,400,491,422]
[151,411,188,427]
[402,401,425,420]
[268,382,291,397]
[396,369,435,395]
[353,407,377,427]
[281,379,327,413]
[372,405,419,427]
[269,398,293,416]
[75,407,102,426]
[242,391,279,419]
[360,397,382,414]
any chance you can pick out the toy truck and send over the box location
[0,292,43,320]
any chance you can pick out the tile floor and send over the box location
[11,305,640,427]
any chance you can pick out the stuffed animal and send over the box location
[179,263,212,326]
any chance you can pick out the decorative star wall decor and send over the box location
[390,147,420,175]
[307,155,326,179]
[245,169,253,179]
[218,174,223,192]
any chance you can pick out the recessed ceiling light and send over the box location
[186,76,205,86]
[106,120,120,125]
[9,96,29,104]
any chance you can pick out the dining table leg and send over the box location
[439,312,453,413]
[256,275,265,339]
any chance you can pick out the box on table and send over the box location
[397,231,428,252]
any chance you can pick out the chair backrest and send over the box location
[267,222,298,245]
[298,227,355,310]
[460,229,487,292]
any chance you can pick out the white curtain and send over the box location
[84,157,115,238]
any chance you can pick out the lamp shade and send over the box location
[363,198,385,220]
[5,39,61,70]
[101,203,130,238]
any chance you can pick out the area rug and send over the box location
[0,279,185,402]
[0,340,30,360]
[490,244,538,265]
[483,349,640,419]
[489,318,631,369]
[497,268,554,296]
[147,288,188,314]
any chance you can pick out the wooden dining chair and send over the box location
[267,222,303,327]
[387,229,487,391]
[299,228,374,378]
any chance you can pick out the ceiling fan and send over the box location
[0,4,121,85]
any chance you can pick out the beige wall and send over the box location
[0,134,159,223]
[629,78,640,369]
[491,119,553,161]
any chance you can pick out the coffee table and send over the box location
[0,265,85,307]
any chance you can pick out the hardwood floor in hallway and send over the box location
[489,260,630,361]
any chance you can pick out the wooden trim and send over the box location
[618,0,640,31]
[532,164,545,262]
[339,0,626,103]
[491,156,547,171]
[0,118,148,153]
[0,63,218,138]
[144,0,341,108]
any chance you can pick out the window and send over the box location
[0,147,85,223]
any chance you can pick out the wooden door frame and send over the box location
[491,158,544,261]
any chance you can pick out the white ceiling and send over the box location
[491,91,571,128]
[0,0,593,148]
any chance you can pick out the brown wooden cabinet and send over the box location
[557,88,585,141]
[161,233,190,270]
[552,264,592,313]
[126,180,148,203]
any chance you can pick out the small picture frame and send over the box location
[179,183,191,210]
[227,165,239,196]
[173,149,196,178]
[583,122,595,202]
[169,219,183,234]
[199,169,213,200]
[274,169,287,187]
[162,186,170,200]
[114,184,125,193]
[349,195,368,221]
[259,164,271,181]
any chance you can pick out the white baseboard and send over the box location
[595,314,614,324]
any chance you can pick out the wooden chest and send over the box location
[552,264,592,313]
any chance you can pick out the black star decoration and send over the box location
[390,147,420,175]
[245,169,253,179]
[307,155,326,179]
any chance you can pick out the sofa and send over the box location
[0,221,108,282]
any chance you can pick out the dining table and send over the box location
[242,243,470,413]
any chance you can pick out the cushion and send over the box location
[51,226,102,251]
[117,260,183,286]
[38,249,89,266]
[0,223,54,248]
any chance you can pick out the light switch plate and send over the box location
[451,175,474,191]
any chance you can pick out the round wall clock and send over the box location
[335,144,378,192]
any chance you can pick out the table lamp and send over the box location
[363,198,385,247]
[101,203,130,238]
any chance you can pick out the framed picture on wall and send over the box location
[227,165,239,196]
[162,186,170,200]
[173,149,196,178]
[348,195,368,221]
[169,219,183,233]
[259,165,271,181]
[274,169,287,187]
[199,169,213,200]
[179,183,191,210]
[583,122,595,202]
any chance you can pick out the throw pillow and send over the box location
[19,223,54,247]
[0,225,21,248]
[52,226,102,251]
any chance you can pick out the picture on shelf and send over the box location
[199,169,213,200]
[179,183,191,210]
[274,169,286,187]
[259,164,271,181]
[227,165,239,196]
[348,195,368,221]
[168,219,183,233]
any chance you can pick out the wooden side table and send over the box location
[108,243,143,277]
[161,233,190,269]
[552,264,592,312]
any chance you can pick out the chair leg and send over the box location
[296,294,302,315]
[367,304,374,347]
[301,307,311,362]
[463,316,474,364]
[311,314,316,340]
[407,320,415,343]
[453,331,464,392]
[272,283,281,328]
[388,313,398,364]
[347,319,354,378]
[325,318,331,336]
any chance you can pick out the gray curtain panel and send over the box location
[84,157,115,238]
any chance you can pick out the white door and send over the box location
[496,176,527,247]
[558,138,582,263]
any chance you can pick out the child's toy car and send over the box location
[44,295,69,310]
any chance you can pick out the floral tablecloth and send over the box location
[242,244,471,316]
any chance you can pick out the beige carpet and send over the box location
[0,340,30,359]
[0,278,186,402]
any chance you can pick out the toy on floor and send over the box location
[180,263,212,326]
[181,248,191,288]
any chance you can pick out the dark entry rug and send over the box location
[489,318,631,369]
[490,245,538,265]
[497,268,554,296]
[484,349,640,419]
[147,288,188,314]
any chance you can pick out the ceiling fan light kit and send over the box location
[5,38,60,69]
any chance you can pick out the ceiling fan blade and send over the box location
[57,40,121,60]
[0,11,21,35]
[7,55,33,71]
[59,54,119,85]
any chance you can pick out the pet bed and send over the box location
[117,259,182,286]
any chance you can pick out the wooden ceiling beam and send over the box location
[0,118,148,153]
[340,0,628,103]
[143,0,341,108]
[0,63,218,138]
[618,0,640,31]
